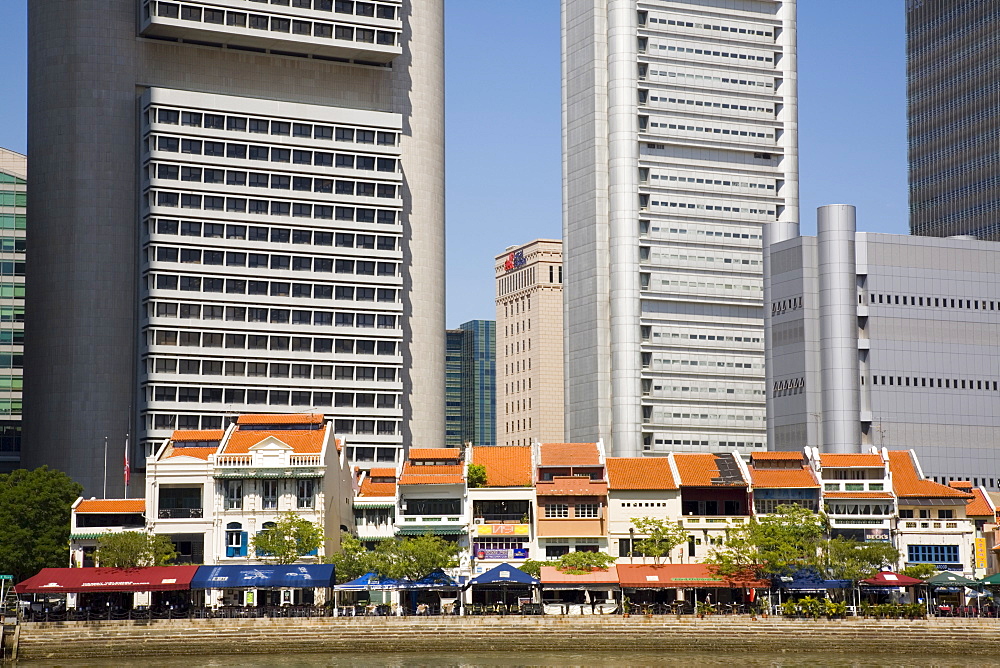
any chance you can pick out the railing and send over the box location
[158,508,203,519]
[400,515,463,524]
[290,454,322,466]
[215,455,253,467]
[473,514,530,523]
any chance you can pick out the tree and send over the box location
[327,535,376,584]
[555,550,616,575]
[518,559,544,578]
[901,563,937,581]
[96,532,177,568]
[630,517,689,564]
[371,534,461,580]
[466,464,488,489]
[250,513,324,565]
[822,537,899,581]
[0,466,82,581]
[707,505,828,584]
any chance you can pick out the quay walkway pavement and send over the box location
[10,615,1000,660]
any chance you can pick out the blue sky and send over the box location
[0,1,907,326]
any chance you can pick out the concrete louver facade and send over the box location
[26,1,445,493]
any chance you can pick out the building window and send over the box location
[908,544,958,565]
[225,522,247,558]
[575,504,600,518]
[544,504,568,518]
[224,480,243,510]
[262,479,278,510]
[297,479,315,509]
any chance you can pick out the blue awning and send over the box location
[398,569,462,590]
[334,572,404,591]
[771,569,851,591]
[191,564,334,589]
[468,563,539,587]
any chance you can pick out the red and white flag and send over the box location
[124,433,131,489]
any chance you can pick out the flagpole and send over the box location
[124,432,130,499]
[103,436,108,499]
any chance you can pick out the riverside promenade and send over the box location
[10,616,1000,660]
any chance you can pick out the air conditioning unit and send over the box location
[473,517,484,525]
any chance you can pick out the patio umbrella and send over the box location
[925,571,978,588]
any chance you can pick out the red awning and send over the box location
[861,571,923,587]
[16,566,200,594]
[617,564,769,589]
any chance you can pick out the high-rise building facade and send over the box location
[562,1,798,456]
[495,239,564,445]
[766,204,1000,488]
[26,1,444,493]
[906,1,1000,239]
[445,320,496,447]
[0,148,25,473]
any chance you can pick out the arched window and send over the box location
[226,522,247,557]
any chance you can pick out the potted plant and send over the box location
[824,599,847,620]
[781,599,799,618]
[621,595,631,618]
[696,601,714,619]
[859,601,873,619]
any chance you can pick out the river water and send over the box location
[17,652,999,667]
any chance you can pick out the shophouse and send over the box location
[395,448,468,553]
[673,453,751,561]
[811,451,893,541]
[534,442,609,559]
[747,451,820,515]
[606,457,681,563]
[468,445,534,574]
[353,467,397,548]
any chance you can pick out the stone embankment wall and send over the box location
[14,616,1000,660]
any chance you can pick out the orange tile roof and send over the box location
[398,463,464,485]
[606,458,677,490]
[170,430,224,442]
[471,446,533,487]
[368,468,397,478]
[222,429,326,454]
[535,476,608,496]
[164,447,217,461]
[967,488,994,517]
[76,499,146,514]
[751,451,804,461]
[359,478,397,497]
[949,480,973,490]
[409,448,461,460]
[673,453,747,487]
[236,413,324,425]
[539,443,601,467]
[749,467,819,489]
[887,451,972,499]
[823,491,894,499]
[819,453,884,468]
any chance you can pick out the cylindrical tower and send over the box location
[817,204,861,453]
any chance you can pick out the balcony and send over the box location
[681,516,747,529]
[139,0,403,63]
[158,508,204,519]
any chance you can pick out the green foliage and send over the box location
[517,559,544,578]
[250,513,324,565]
[781,599,799,617]
[901,563,937,580]
[631,517,688,564]
[707,505,827,584]
[798,595,824,620]
[466,464,488,489]
[96,532,177,568]
[695,600,715,616]
[822,537,899,581]
[621,595,631,615]
[0,467,83,581]
[555,550,616,575]
[824,599,847,618]
[372,534,461,581]
[327,535,373,584]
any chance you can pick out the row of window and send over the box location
[153,163,398,200]
[646,199,775,217]
[148,387,398,411]
[645,66,774,89]
[645,330,763,345]
[644,94,772,116]
[148,333,395,356]
[654,43,775,64]
[248,0,396,20]
[503,377,532,395]
[151,191,398,225]
[645,251,761,268]
[868,292,1000,311]
[646,384,763,398]
[658,278,761,294]
[223,478,318,512]
[152,248,397,276]
[647,121,775,140]
[151,355,398,379]
[0,192,26,207]
[644,356,763,371]
[542,504,600,519]
[151,2,397,46]
[651,411,763,423]
[647,172,776,191]
[871,375,999,392]
[154,107,398,146]
[152,135,398,172]
[0,215,26,231]
[151,219,398,250]
[642,223,763,242]
[646,16,774,39]
[149,281,399,316]
[148,303,397,331]
[505,417,532,434]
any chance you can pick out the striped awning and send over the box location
[69,533,103,540]
[354,501,395,508]
[396,527,466,536]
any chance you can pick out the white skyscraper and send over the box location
[562,0,798,456]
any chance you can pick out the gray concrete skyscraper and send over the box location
[907,0,1000,239]
[562,0,798,456]
[26,1,444,493]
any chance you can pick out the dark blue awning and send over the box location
[399,569,462,590]
[468,563,539,587]
[334,572,404,591]
[191,564,334,589]
[772,569,851,591]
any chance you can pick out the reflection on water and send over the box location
[19,652,1000,668]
